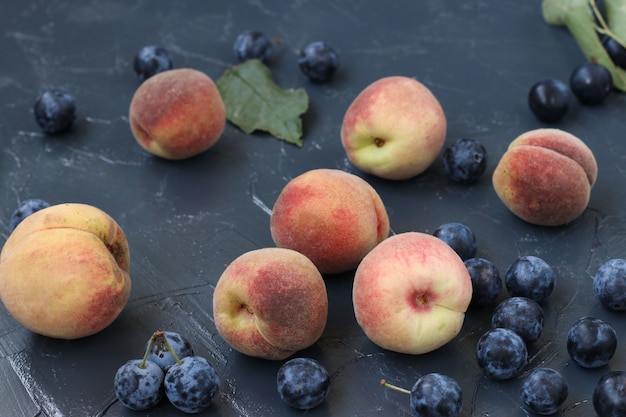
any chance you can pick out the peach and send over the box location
[270,168,390,274]
[341,76,447,180]
[352,232,473,355]
[0,203,131,339]
[492,128,598,226]
[212,247,328,360]
[129,68,226,160]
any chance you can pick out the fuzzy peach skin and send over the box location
[341,76,447,180]
[270,168,390,274]
[129,68,226,160]
[353,232,472,355]
[492,128,598,226]
[0,203,131,339]
[213,248,328,360]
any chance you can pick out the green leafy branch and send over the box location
[542,0,626,92]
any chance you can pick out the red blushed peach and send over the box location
[492,128,598,226]
[212,248,328,360]
[341,76,447,180]
[352,232,473,355]
[129,68,226,160]
[270,168,390,275]
[0,203,131,339]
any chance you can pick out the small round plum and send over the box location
[504,255,555,303]
[566,316,617,369]
[476,328,527,380]
[593,258,626,311]
[492,296,544,344]
[464,257,502,307]
[277,358,330,410]
[593,371,626,417]
[164,356,219,413]
[433,222,477,261]
[520,368,568,415]
[410,373,463,417]
[114,359,164,411]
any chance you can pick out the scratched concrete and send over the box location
[1,1,625,416]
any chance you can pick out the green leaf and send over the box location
[216,59,309,147]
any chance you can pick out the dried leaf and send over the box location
[216,59,309,147]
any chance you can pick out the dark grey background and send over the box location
[1,1,624,416]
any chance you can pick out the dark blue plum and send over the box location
[277,358,330,410]
[133,45,173,81]
[433,222,477,261]
[593,258,626,311]
[528,79,570,123]
[298,41,339,83]
[593,371,626,417]
[33,89,76,134]
[603,36,626,69]
[491,296,544,344]
[504,255,555,303]
[409,373,463,417]
[566,316,617,369]
[476,328,527,380]
[520,368,568,415]
[164,356,219,413]
[464,257,502,307]
[10,198,51,231]
[114,359,164,411]
[233,30,273,62]
[146,330,194,371]
[569,62,613,105]
[442,138,488,184]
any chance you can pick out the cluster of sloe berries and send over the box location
[432,221,625,416]
[527,33,625,123]
[233,30,339,83]
[114,330,220,413]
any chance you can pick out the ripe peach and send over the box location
[352,232,473,355]
[212,247,328,360]
[341,76,447,180]
[270,168,390,274]
[492,128,598,226]
[0,203,131,339]
[129,68,226,160]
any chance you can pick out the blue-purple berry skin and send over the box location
[114,359,164,411]
[566,316,617,369]
[133,45,173,81]
[145,330,194,371]
[409,373,463,417]
[603,36,626,69]
[442,138,488,184]
[491,296,544,344]
[164,356,220,414]
[10,198,51,231]
[433,222,477,261]
[504,255,556,303]
[298,41,339,83]
[593,371,626,417]
[528,79,570,123]
[593,258,626,311]
[465,257,502,307]
[520,368,568,415]
[569,62,613,105]
[233,30,273,62]
[476,328,528,380]
[33,89,76,134]
[277,358,330,410]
